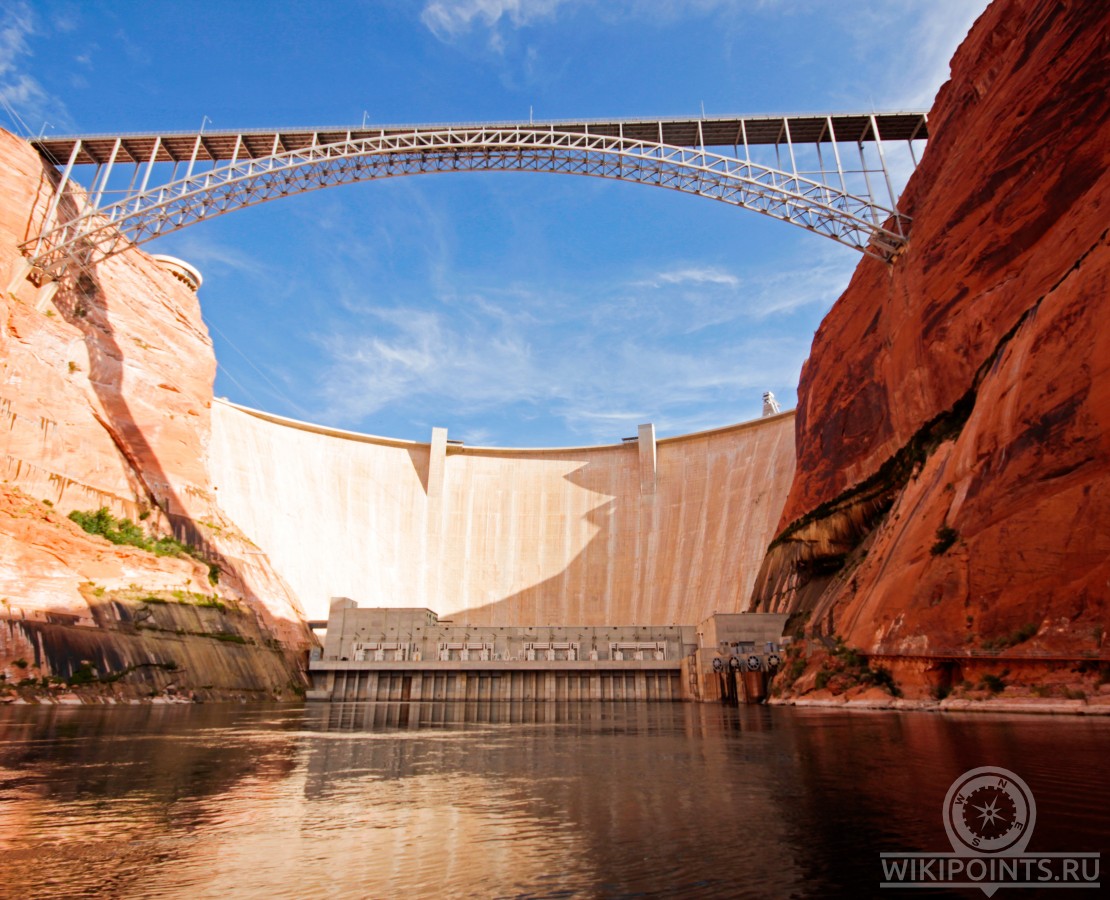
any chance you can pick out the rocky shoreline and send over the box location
[771,690,1110,716]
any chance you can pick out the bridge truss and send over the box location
[25,112,927,278]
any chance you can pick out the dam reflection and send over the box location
[1,704,1107,898]
[300,701,809,896]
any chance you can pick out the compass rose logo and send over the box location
[943,766,1036,855]
[881,765,1099,894]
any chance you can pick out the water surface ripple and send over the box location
[0,702,1107,898]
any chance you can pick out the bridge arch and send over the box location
[26,115,923,278]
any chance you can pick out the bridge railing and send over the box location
[23,112,928,277]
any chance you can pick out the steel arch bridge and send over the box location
[24,112,927,278]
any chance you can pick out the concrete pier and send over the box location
[310,661,683,703]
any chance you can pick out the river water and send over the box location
[0,701,1106,898]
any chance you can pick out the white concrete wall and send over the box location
[208,400,795,624]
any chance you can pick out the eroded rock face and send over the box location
[0,130,312,696]
[752,0,1110,670]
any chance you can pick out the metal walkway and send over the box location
[25,112,928,278]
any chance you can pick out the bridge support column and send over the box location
[33,282,59,313]
[5,258,32,296]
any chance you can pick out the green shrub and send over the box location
[834,643,863,669]
[868,666,902,697]
[68,662,96,686]
[13,658,28,669]
[785,655,807,685]
[983,623,1039,651]
[980,673,1006,694]
[69,507,116,540]
[69,508,217,576]
[931,524,958,555]
[811,638,902,697]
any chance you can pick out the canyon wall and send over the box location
[0,112,796,697]
[209,402,795,625]
[0,130,313,699]
[752,0,1110,668]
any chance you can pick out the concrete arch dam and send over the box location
[207,400,796,625]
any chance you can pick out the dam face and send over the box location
[208,400,796,624]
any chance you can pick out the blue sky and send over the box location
[2,0,987,446]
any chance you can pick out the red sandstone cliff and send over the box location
[752,0,1110,692]
[0,129,313,700]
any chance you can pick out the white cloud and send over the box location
[418,0,991,112]
[0,5,32,80]
[419,0,789,40]
[617,247,851,338]
[421,0,575,42]
[651,267,740,288]
[456,425,496,445]
[843,0,991,109]
[904,0,992,107]
[52,11,79,34]
[315,305,540,423]
[309,240,830,443]
[544,331,810,442]
[154,233,268,280]
[0,2,72,134]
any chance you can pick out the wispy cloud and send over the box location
[155,232,269,280]
[838,0,991,109]
[618,248,851,338]
[648,267,740,288]
[419,0,991,112]
[315,305,540,423]
[51,10,79,34]
[897,0,991,108]
[419,0,787,41]
[0,3,72,135]
[309,238,838,444]
[421,0,576,43]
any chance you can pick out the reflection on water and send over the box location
[0,702,1107,898]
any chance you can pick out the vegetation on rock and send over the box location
[821,639,900,695]
[68,507,220,584]
[982,623,1038,651]
[930,524,958,555]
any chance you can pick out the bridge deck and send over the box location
[31,111,928,167]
